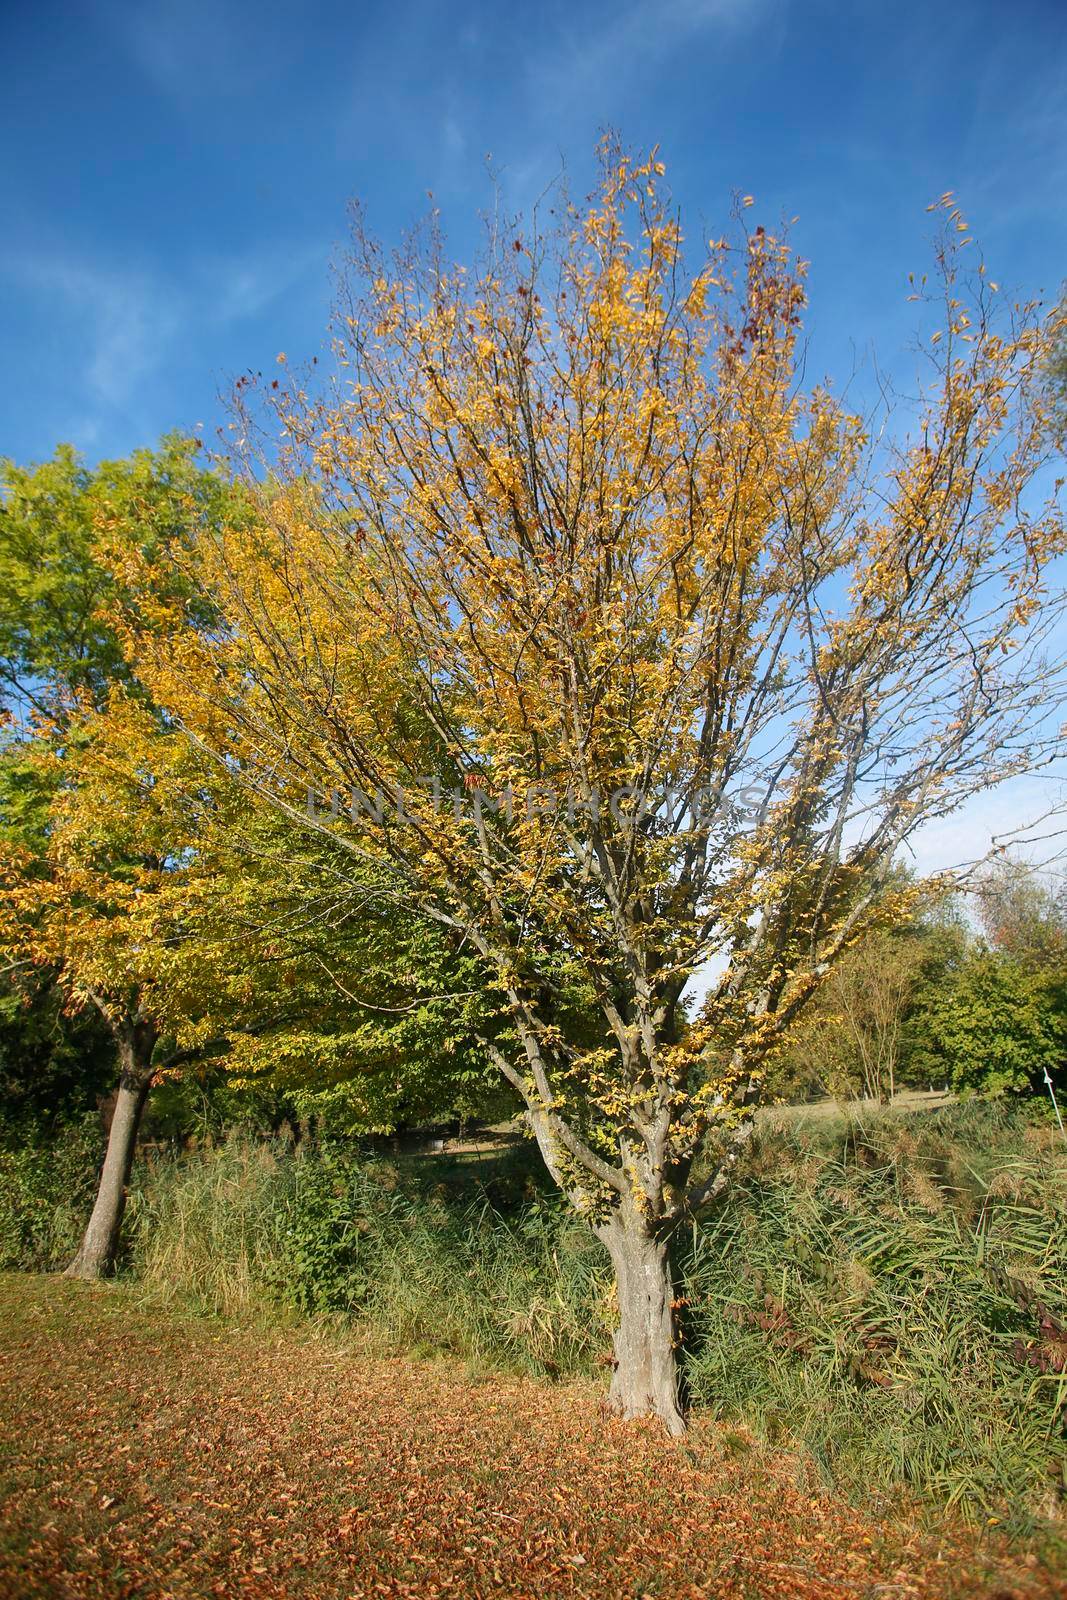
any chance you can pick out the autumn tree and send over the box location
[127,145,1067,1430]
[1,437,512,1274]
[0,439,241,1276]
[975,856,1067,968]
[769,908,962,1104]
[0,696,219,1275]
[0,728,112,1137]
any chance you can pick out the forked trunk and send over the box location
[65,1041,152,1281]
[597,1206,685,1436]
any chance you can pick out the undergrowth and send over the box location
[684,1103,1067,1533]
[2,1099,1064,1528]
[0,1114,101,1272]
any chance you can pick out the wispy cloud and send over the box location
[93,0,285,104]
[198,244,326,325]
[0,238,324,445]
[0,255,179,414]
[528,0,786,112]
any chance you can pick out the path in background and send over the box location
[423,1091,958,1161]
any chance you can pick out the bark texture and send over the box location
[65,1032,153,1281]
[598,1205,685,1436]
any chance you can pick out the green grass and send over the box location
[683,1102,1067,1532]
[128,1136,612,1375]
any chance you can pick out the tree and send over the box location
[0,436,226,726]
[0,735,115,1139]
[948,856,1067,1107]
[154,802,511,1135]
[1,689,516,1273]
[975,856,1067,969]
[910,947,1065,1098]
[767,887,970,1103]
[0,438,239,1276]
[1,435,505,1273]
[772,922,934,1103]
[126,144,1066,1430]
[0,696,216,1275]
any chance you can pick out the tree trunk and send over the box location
[64,1039,153,1281]
[597,1206,686,1436]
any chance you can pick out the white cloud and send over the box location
[527,0,785,111]
[93,0,285,104]
[0,238,324,439]
[0,255,179,413]
[201,244,326,325]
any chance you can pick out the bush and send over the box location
[0,1114,102,1271]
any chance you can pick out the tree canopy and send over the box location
[104,144,1067,1429]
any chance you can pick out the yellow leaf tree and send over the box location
[0,696,214,1277]
[0,437,246,1278]
[131,144,1066,1430]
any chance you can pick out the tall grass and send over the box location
[3,1100,1064,1525]
[129,1139,288,1319]
[128,1138,612,1375]
[683,1104,1067,1528]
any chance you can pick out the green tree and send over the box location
[154,802,511,1135]
[910,948,1065,1098]
[0,436,228,725]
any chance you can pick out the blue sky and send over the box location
[1,0,1065,873]
[2,0,1065,468]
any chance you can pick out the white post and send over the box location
[1042,1066,1066,1145]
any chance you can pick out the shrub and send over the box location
[0,1114,102,1271]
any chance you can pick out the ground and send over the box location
[404,1092,957,1161]
[0,1276,1060,1600]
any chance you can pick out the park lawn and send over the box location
[0,1274,1060,1600]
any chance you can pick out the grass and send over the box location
[127,1135,611,1376]
[683,1102,1067,1532]
[0,1272,1063,1599]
